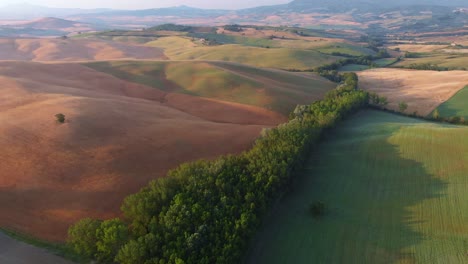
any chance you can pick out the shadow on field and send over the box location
[247,111,448,264]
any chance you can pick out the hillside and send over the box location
[433,86,468,119]
[19,17,82,30]
[84,60,336,115]
[249,110,468,263]
[0,38,167,61]
[0,61,286,241]
[358,69,468,116]
[145,38,340,71]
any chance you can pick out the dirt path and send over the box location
[0,232,73,264]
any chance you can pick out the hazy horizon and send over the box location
[0,0,291,10]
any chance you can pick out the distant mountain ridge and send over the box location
[1,0,466,20]
[20,17,80,29]
[0,1,466,33]
[0,3,112,19]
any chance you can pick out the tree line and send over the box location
[67,73,370,264]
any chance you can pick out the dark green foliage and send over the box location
[404,63,452,71]
[223,25,243,32]
[404,52,423,58]
[369,92,388,107]
[68,73,369,263]
[55,113,66,123]
[149,24,194,32]
[399,101,408,113]
[95,219,129,263]
[68,218,102,260]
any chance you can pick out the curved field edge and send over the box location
[248,110,468,264]
[65,74,367,263]
[432,86,468,119]
[83,60,336,115]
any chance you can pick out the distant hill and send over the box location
[0,3,111,19]
[0,17,104,37]
[19,17,83,30]
[0,1,466,32]
[90,5,228,18]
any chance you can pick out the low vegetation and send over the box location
[67,73,369,263]
[55,113,66,123]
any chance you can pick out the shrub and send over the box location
[309,201,327,218]
[55,113,66,123]
[399,102,408,113]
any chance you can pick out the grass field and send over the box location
[316,42,376,57]
[248,110,468,264]
[394,53,468,70]
[433,86,468,119]
[373,58,399,67]
[145,37,340,70]
[85,61,335,114]
[338,64,370,71]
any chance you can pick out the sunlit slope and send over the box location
[249,110,468,264]
[0,38,166,61]
[0,61,283,241]
[358,69,468,116]
[85,61,336,114]
[145,37,340,70]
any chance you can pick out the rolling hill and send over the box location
[358,69,468,116]
[433,86,468,120]
[0,38,167,61]
[84,60,336,115]
[0,17,100,37]
[19,17,82,30]
[145,38,340,71]
[0,61,287,241]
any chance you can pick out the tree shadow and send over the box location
[247,111,448,264]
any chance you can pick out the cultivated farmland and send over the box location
[358,68,468,116]
[0,38,167,61]
[433,86,468,119]
[85,60,336,114]
[0,61,287,241]
[145,37,340,70]
[248,110,468,264]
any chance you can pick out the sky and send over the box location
[0,0,291,10]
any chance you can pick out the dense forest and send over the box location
[68,73,370,264]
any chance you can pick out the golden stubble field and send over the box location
[358,68,468,116]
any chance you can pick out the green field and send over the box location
[316,42,376,57]
[248,110,468,264]
[394,53,468,70]
[145,37,340,70]
[433,86,468,119]
[373,58,399,67]
[85,61,335,114]
[338,64,370,71]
